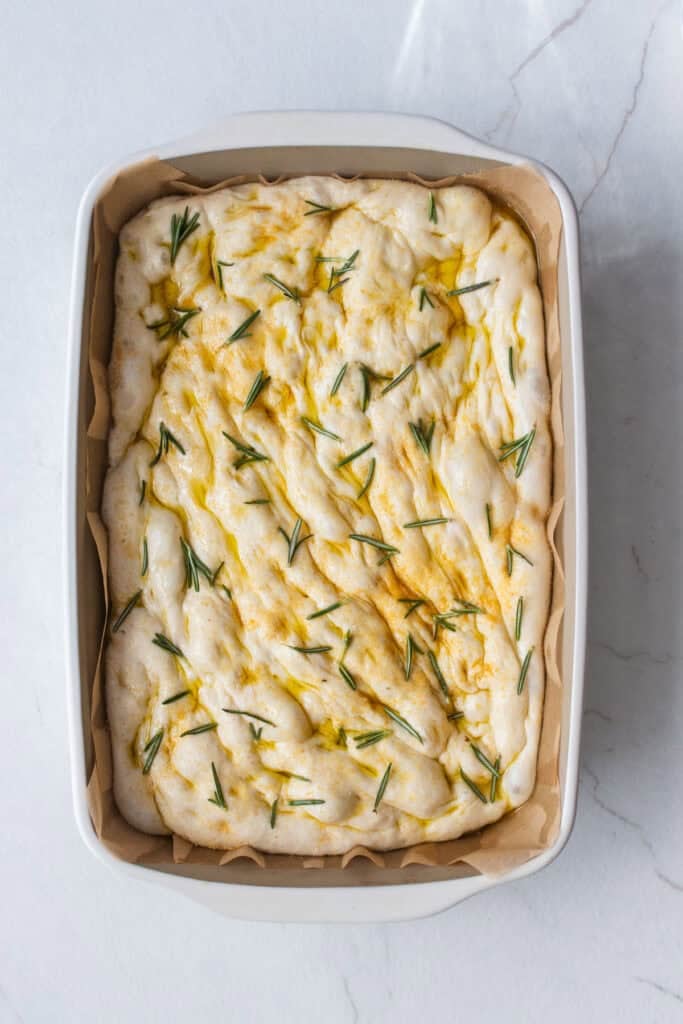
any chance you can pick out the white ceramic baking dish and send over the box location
[64,111,586,922]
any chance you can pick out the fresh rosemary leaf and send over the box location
[301,416,342,441]
[490,757,501,802]
[340,630,353,662]
[338,250,359,274]
[354,729,392,750]
[517,648,533,694]
[243,369,271,411]
[403,517,450,529]
[181,722,218,736]
[142,730,163,774]
[419,287,434,311]
[460,768,487,803]
[152,633,184,657]
[306,601,343,620]
[382,705,423,743]
[447,279,496,298]
[374,762,393,812]
[330,362,348,396]
[112,590,142,632]
[499,427,536,478]
[226,309,261,344]
[337,441,373,468]
[244,498,271,505]
[508,345,516,384]
[452,599,484,615]
[428,192,437,224]
[506,543,534,576]
[381,363,415,395]
[470,743,501,778]
[427,650,449,699]
[223,709,277,727]
[280,516,312,565]
[270,797,278,828]
[338,726,348,747]
[214,259,234,292]
[432,612,458,637]
[141,537,149,577]
[447,710,464,721]
[278,772,312,782]
[222,431,269,468]
[349,533,400,555]
[263,273,300,302]
[409,419,435,456]
[339,664,358,690]
[404,633,424,680]
[287,644,333,655]
[398,598,425,618]
[148,306,200,340]
[357,458,376,499]
[486,503,493,539]
[181,538,222,591]
[221,585,232,599]
[139,480,146,506]
[162,690,191,705]
[288,799,325,806]
[150,422,185,467]
[418,341,441,359]
[360,365,371,412]
[208,761,227,809]
[304,200,334,215]
[169,206,200,264]
[250,723,263,740]
[515,596,524,641]
[327,275,349,294]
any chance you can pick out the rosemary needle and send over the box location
[141,537,148,577]
[357,458,376,499]
[139,480,146,506]
[150,422,185,467]
[517,649,533,694]
[243,370,271,411]
[398,598,425,618]
[354,729,392,750]
[499,428,536,478]
[382,705,423,743]
[337,441,373,468]
[287,644,333,655]
[490,757,501,802]
[374,763,392,812]
[381,363,414,395]
[306,601,343,620]
[403,517,450,528]
[280,516,312,565]
[460,768,487,803]
[508,345,516,384]
[152,633,184,657]
[142,730,163,774]
[304,200,334,215]
[470,743,501,778]
[409,419,436,456]
[226,309,261,344]
[486,503,493,539]
[181,722,218,736]
[339,664,358,690]
[214,259,234,292]
[148,306,199,341]
[418,341,441,360]
[506,543,534,576]
[263,273,300,303]
[208,762,227,809]
[447,280,496,298]
[330,362,348,396]
[181,538,222,591]
[427,650,450,699]
[270,797,278,828]
[404,633,424,680]
[428,192,437,224]
[301,416,342,441]
[515,596,524,641]
[169,207,199,264]
[222,431,269,469]
[112,590,141,633]
[349,533,400,555]
[288,799,325,806]
[419,287,434,311]
[223,709,277,727]
[162,690,190,705]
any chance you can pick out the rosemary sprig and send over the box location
[304,200,334,215]
[287,644,333,655]
[337,441,373,468]
[222,709,276,727]
[150,422,185,467]
[354,729,392,750]
[404,633,423,680]
[327,274,349,294]
[306,601,343,620]
[169,207,200,264]
[181,722,218,736]
[506,543,534,576]
[418,341,441,359]
[181,538,222,591]
[452,599,485,616]
[349,534,400,557]
[486,503,493,539]
[403,517,450,529]
[374,762,393,811]
[270,797,278,828]
[148,306,200,340]
[447,279,496,298]
[409,419,435,456]
[152,633,184,657]
[470,743,501,778]
[381,363,415,395]
[337,250,359,274]
[243,370,271,411]
[515,596,524,641]
[330,362,348,396]
[301,416,342,441]
[517,649,533,694]
[339,664,358,690]
[382,705,423,743]
[214,259,234,292]
[508,345,516,384]
[279,516,312,565]
[141,537,149,577]
[499,428,536,478]
[357,458,376,499]
[288,799,325,806]
[432,612,458,637]
[419,287,434,311]
[490,757,501,801]
[142,730,163,774]
[244,498,271,505]
[428,192,437,224]
[460,768,487,803]
[112,590,141,632]
[208,761,227,809]
[226,309,261,344]
[263,273,300,303]
[162,690,190,705]
[398,598,425,618]
[139,480,146,506]
[427,650,449,699]
[222,431,269,469]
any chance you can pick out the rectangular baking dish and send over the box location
[64,111,586,922]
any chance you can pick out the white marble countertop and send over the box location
[2,0,682,1020]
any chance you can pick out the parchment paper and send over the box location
[81,157,565,883]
